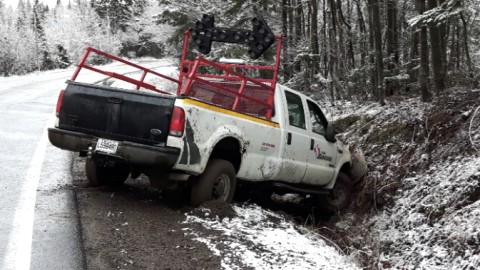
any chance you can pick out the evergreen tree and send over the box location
[92,0,146,33]
[45,0,118,64]
[16,0,27,29]
[32,0,54,70]
[0,4,16,75]
[120,0,167,58]
[26,0,32,14]
[0,0,4,23]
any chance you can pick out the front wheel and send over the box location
[190,159,237,207]
[320,172,353,213]
[85,158,130,187]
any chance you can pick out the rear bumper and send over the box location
[48,128,180,168]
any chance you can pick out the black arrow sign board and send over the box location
[190,14,275,59]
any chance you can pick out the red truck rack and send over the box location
[178,31,283,121]
[71,30,283,121]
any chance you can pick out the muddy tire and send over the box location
[85,158,130,187]
[191,159,236,207]
[321,172,353,213]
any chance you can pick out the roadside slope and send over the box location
[322,88,480,269]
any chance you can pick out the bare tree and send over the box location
[369,0,385,105]
[418,0,431,102]
[460,12,473,74]
[310,0,320,74]
[427,0,446,94]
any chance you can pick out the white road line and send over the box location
[1,117,53,270]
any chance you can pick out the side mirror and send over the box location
[325,122,337,143]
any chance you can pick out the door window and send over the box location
[285,91,306,129]
[307,100,328,136]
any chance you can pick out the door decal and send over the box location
[313,145,333,161]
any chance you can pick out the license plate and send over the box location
[95,138,119,155]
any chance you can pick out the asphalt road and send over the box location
[0,60,173,270]
[0,68,85,270]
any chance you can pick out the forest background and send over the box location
[0,0,479,103]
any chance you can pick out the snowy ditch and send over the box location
[374,156,480,269]
[316,89,480,270]
[183,204,360,270]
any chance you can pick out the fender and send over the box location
[202,125,245,167]
[173,122,245,175]
[325,153,352,189]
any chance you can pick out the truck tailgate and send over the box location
[58,81,175,146]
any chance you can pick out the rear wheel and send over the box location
[85,158,130,187]
[321,172,353,213]
[190,159,236,207]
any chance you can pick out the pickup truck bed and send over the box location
[49,81,180,168]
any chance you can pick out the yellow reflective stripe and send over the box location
[181,98,280,128]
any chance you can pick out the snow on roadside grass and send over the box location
[374,156,480,270]
[319,89,480,269]
[183,204,360,270]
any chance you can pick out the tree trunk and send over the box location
[328,2,338,103]
[311,0,320,74]
[427,0,445,94]
[386,0,399,64]
[400,0,409,63]
[418,0,431,102]
[288,0,295,75]
[410,32,419,63]
[371,0,385,105]
[386,0,398,96]
[335,0,345,76]
[322,0,329,77]
[282,0,290,80]
[367,0,377,97]
[298,0,305,37]
[448,24,457,71]
[460,12,473,74]
[294,0,302,72]
[438,0,448,76]
[355,0,367,67]
[338,0,355,69]
[455,23,461,70]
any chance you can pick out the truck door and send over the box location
[302,100,337,185]
[277,91,310,183]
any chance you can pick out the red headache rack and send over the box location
[71,28,283,121]
[71,47,179,95]
[178,31,283,121]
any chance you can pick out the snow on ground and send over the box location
[0,66,77,91]
[183,204,360,270]
[317,89,480,269]
[0,57,177,92]
[105,60,179,95]
[374,156,480,270]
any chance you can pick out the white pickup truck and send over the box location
[49,27,366,212]
[167,84,367,210]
